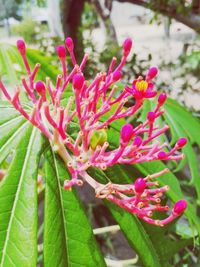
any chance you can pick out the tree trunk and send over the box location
[192,0,200,14]
[91,0,118,43]
[61,0,85,59]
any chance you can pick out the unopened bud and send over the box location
[176,137,187,148]
[90,129,107,150]
[56,45,66,59]
[120,123,133,143]
[123,38,133,57]
[146,66,158,81]
[158,93,167,105]
[173,199,187,215]
[147,111,156,122]
[72,73,85,90]
[16,39,26,55]
[65,37,74,52]
[113,71,122,82]
[133,136,142,147]
[157,151,167,159]
[134,178,146,194]
[35,81,46,96]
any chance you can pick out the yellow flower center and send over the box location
[135,80,148,92]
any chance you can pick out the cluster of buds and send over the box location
[0,37,188,226]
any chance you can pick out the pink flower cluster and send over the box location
[0,37,188,226]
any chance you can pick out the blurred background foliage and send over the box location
[0,0,200,266]
[1,0,199,108]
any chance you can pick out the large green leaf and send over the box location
[165,98,200,146]
[0,126,43,266]
[44,149,106,267]
[0,103,29,164]
[164,98,200,200]
[0,103,21,125]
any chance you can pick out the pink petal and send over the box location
[125,86,133,94]
[132,80,137,87]
[146,82,154,92]
[145,91,157,98]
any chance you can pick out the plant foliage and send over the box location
[0,44,199,266]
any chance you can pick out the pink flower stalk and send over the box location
[0,38,188,226]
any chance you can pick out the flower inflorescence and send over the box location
[0,37,188,226]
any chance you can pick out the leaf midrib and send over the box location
[52,151,69,265]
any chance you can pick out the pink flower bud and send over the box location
[173,200,187,215]
[56,45,66,59]
[158,93,167,105]
[133,136,142,147]
[35,81,46,96]
[113,71,122,82]
[146,66,158,81]
[65,37,74,52]
[147,111,155,121]
[72,73,85,90]
[157,151,167,159]
[123,38,133,56]
[120,123,133,143]
[16,39,26,55]
[134,178,146,194]
[176,137,187,148]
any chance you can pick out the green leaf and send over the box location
[164,99,200,199]
[141,217,193,263]
[107,202,162,267]
[158,238,193,262]
[0,103,21,125]
[0,119,29,164]
[165,98,200,146]
[44,149,106,267]
[0,44,19,85]
[0,126,43,267]
[26,49,59,81]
